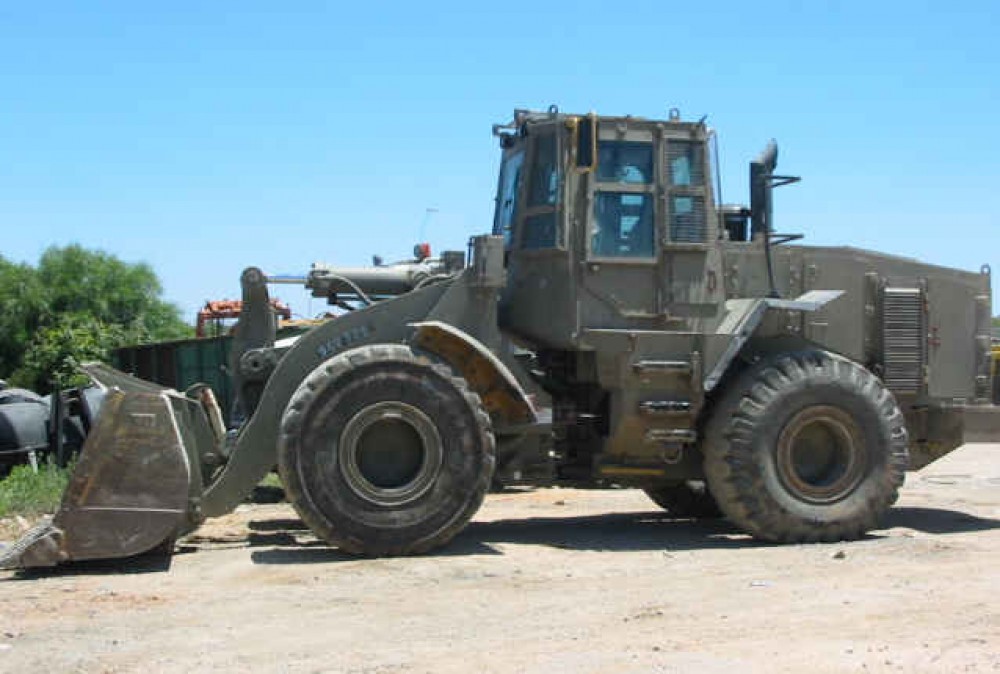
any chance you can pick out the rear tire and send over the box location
[278,344,494,556]
[643,481,722,519]
[703,350,908,543]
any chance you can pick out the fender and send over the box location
[409,321,537,428]
[704,290,845,392]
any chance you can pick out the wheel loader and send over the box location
[3,107,998,569]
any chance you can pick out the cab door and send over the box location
[579,124,661,328]
[659,133,721,323]
[498,121,577,348]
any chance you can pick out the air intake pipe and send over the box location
[750,141,778,240]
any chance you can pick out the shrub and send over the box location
[0,461,71,518]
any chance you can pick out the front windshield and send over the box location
[493,149,524,249]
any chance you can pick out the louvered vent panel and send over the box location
[666,141,705,186]
[881,287,925,393]
[670,195,707,243]
[666,140,709,244]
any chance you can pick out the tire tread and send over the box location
[278,344,494,556]
[704,350,909,543]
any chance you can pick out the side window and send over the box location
[522,132,561,249]
[492,150,524,249]
[527,134,559,207]
[591,192,654,258]
[666,140,709,243]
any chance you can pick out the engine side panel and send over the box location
[722,243,990,401]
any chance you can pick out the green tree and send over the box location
[12,314,122,390]
[1,245,192,393]
[0,257,46,379]
[36,245,190,343]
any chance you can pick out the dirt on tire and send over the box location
[704,350,909,542]
[278,344,494,556]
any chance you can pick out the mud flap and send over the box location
[1,373,212,570]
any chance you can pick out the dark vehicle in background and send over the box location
[0,382,104,474]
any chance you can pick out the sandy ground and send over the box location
[1,444,998,674]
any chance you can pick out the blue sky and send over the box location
[1,1,997,318]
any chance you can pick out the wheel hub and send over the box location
[776,405,867,504]
[339,401,443,507]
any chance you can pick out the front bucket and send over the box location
[1,382,203,570]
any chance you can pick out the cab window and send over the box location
[521,131,561,249]
[597,141,653,184]
[493,150,524,249]
[591,192,654,258]
[591,139,655,259]
[527,134,559,207]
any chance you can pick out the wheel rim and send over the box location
[339,401,443,507]
[776,405,867,504]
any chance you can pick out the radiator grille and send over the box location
[881,287,925,393]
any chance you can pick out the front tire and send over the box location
[278,344,494,556]
[703,350,909,543]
